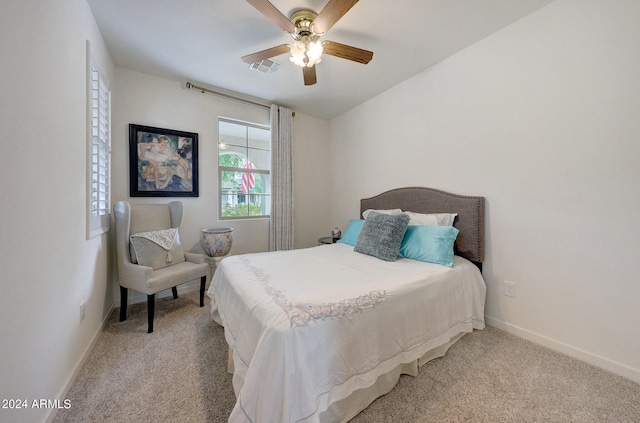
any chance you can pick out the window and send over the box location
[218,118,270,219]
[87,57,111,238]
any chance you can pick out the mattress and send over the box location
[208,242,486,422]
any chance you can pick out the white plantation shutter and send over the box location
[88,63,111,238]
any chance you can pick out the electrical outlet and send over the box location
[80,302,86,322]
[504,281,517,298]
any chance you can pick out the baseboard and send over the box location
[44,300,118,423]
[485,315,640,385]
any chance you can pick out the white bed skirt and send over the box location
[219,316,472,423]
[320,331,466,422]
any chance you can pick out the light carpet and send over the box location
[54,292,640,422]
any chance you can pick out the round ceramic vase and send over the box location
[201,227,233,257]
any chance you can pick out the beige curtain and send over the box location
[269,104,294,251]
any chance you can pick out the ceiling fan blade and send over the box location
[245,0,295,33]
[242,44,290,64]
[302,65,317,86]
[322,40,373,64]
[313,0,359,34]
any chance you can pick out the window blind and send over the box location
[88,66,111,237]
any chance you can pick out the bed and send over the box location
[208,187,486,422]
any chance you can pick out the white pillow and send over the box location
[362,208,403,219]
[404,211,457,226]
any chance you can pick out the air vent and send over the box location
[249,59,280,75]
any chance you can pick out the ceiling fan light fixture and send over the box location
[306,40,323,64]
[243,1,373,85]
[289,40,323,67]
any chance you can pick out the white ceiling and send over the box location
[87,0,554,120]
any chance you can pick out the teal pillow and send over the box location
[337,219,365,246]
[354,212,410,261]
[399,225,460,267]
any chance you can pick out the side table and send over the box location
[318,236,337,245]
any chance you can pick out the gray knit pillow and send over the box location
[354,211,410,261]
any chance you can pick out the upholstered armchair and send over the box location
[114,201,209,333]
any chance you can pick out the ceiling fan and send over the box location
[242,0,373,86]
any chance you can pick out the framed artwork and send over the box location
[129,124,199,197]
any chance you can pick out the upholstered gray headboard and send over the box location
[360,187,485,266]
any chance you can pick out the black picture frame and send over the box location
[129,124,199,197]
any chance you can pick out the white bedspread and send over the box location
[207,243,486,423]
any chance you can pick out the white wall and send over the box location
[329,0,640,383]
[0,3,331,422]
[0,1,115,422]
[112,68,272,258]
[112,68,331,302]
[293,113,333,247]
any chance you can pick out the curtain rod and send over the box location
[186,81,271,109]
[185,81,295,116]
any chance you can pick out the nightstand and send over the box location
[318,236,336,245]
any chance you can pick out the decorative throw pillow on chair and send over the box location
[129,228,186,270]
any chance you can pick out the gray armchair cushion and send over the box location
[354,211,410,261]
